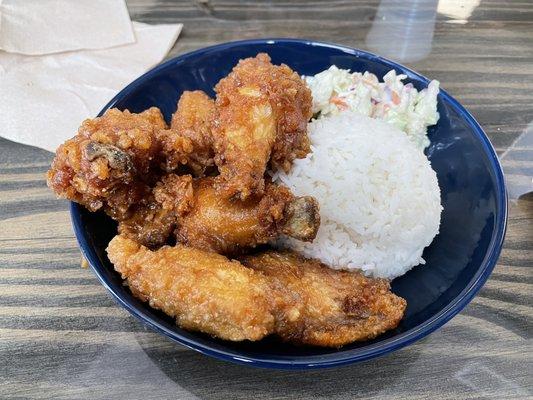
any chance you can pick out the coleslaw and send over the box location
[304,66,440,150]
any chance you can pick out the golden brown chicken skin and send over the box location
[162,90,217,176]
[107,235,275,341]
[213,53,312,200]
[239,250,406,347]
[107,235,405,347]
[47,106,202,230]
[118,174,195,248]
[175,177,320,255]
[117,174,319,251]
[47,108,167,220]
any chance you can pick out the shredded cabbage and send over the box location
[305,66,440,150]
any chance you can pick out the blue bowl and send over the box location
[71,39,507,369]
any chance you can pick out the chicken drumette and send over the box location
[175,177,319,254]
[119,174,319,251]
[47,107,200,218]
[47,98,218,219]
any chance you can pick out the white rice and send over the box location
[272,112,442,279]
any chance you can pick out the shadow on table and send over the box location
[138,337,424,399]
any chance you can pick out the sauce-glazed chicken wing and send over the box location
[213,53,312,200]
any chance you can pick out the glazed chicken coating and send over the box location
[107,235,275,341]
[239,251,406,347]
[47,108,167,220]
[162,90,217,176]
[175,177,320,255]
[213,53,312,200]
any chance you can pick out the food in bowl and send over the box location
[47,53,444,347]
[273,112,442,279]
[305,65,440,150]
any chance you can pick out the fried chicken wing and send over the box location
[114,173,318,251]
[175,177,320,254]
[107,235,275,341]
[48,51,408,350]
[213,53,312,200]
[107,236,405,346]
[240,251,406,347]
[160,90,217,175]
[118,174,194,248]
[47,108,167,220]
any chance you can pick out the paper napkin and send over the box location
[0,0,135,55]
[0,21,182,152]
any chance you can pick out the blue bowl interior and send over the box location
[73,39,506,368]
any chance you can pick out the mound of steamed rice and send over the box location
[273,112,442,279]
